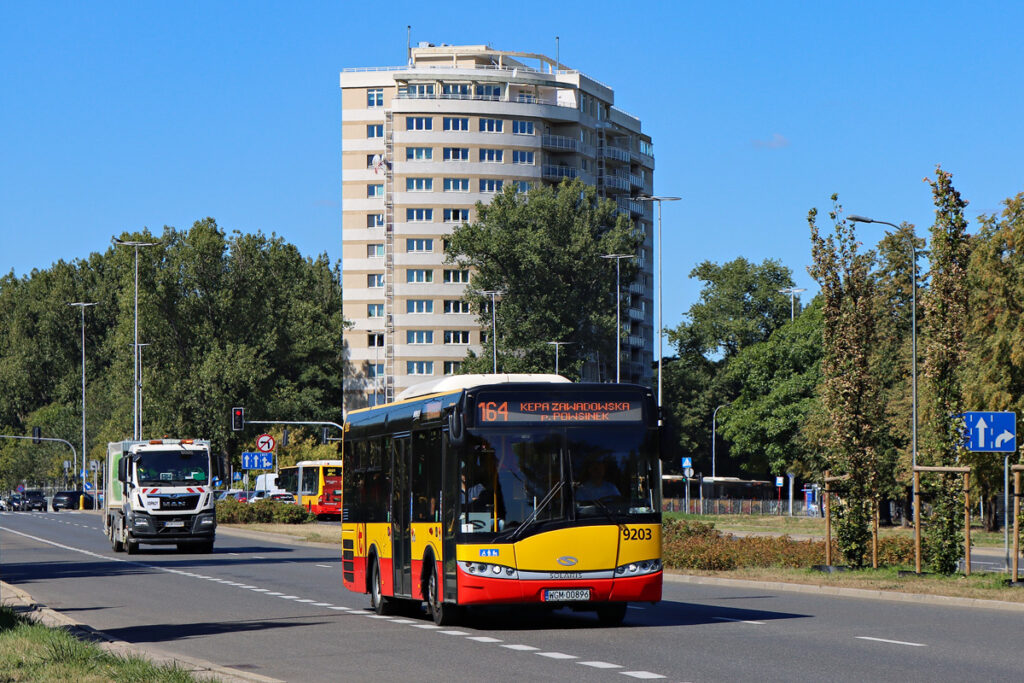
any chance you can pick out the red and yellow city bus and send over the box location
[277,460,342,518]
[341,375,664,625]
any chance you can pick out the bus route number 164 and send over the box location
[479,401,509,422]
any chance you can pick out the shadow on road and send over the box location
[99,614,335,644]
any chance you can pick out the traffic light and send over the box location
[321,427,329,445]
[32,426,41,444]
[281,427,289,448]
[231,407,245,431]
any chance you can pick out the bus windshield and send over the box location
[460,426,658,538]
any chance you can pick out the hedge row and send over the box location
[215,498,315,524]
[662,518,915,571]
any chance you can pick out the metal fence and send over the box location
[664,497,821,516]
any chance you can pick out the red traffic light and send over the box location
[231,407,245,431]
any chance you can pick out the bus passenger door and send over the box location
[391,437,413,597]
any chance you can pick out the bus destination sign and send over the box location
[474,392,643,424]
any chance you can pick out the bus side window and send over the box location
[364,438,387,523]
[412,428,441,522]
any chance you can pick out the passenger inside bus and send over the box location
[575,458,622,503]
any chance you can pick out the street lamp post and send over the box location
[475,290,504,374]
[68,302,97,490]
[637,195,681,417]
[778,286,807,321]
[546,341,575,375]
[602,254,635,383]
[113,237,158,440]
[848,215,917,470]
[712,403,730,480]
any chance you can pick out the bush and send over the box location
[215,498,315,524]
[661,518,915,571]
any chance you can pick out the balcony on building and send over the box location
[542,164,579,181]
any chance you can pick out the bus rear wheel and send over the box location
[427,566,459,626]
[596,602,627,626]
[370,558,394,615]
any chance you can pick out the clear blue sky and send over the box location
[3,1,1023,341]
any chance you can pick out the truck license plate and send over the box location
[165,520,185,528]
[544,589,590,602]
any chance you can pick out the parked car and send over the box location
[214,489,244,501]
[51,490,94,510]
[269,493,296,503]
[9,494,23,510]
[23,490,47,511]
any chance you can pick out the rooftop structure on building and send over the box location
[340,43,655,410]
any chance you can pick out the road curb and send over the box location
[663,571,1024,612]
[0,580,283,683]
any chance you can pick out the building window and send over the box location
[512,120,534,135]
[476,84,502,99]
[640,139,654,156]
[406,269,433,283]
[443,117,469,131]
[367,88,384,107]
[367,124,383,138]
[367,273,384,288]
[444,330,470,344]
[443,208,470,222]
[443,147,469,161]
[479,148,503,163]
[406,208,433,222]
[405,83,434,97]
[406,177,433,191]
[368,363,384,378]
[407,299,433,314]
[368,333,384,347]
[479,118,503,133]
[367,304,384,318]
[367,243,384,257]
[444,361,462,375]
[407,360,434,375]
[443,178,469,192]
[406,238,433,252]
[407,330,434,344]
[443,269,470,284]
[367,184,384,197]
[512,150,534,165]
[479,179,503,193]
[442,84,470,97]
[444,299,471,314]
[406,147,432,161]
[480,331,488,344]
[406,116,432,131]
[367,214,384,228]
[514,181,531,193]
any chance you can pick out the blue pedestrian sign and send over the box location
[962,412,1016,452]
[241,451,275,470]
[233,471,243,481]
[681,457,692,469]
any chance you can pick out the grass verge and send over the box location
[221,522,340,544]
[0,604,216,682]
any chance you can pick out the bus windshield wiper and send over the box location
[505,480,564,542]
[587,495,627,533]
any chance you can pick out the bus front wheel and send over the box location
[427,566,459,626]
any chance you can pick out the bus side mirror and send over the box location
[658,422,677,462]
[447,409,466,448]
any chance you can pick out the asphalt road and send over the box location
[2,510,1023,682]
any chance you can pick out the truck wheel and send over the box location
[126,538,139,554]
[111,533,123,553]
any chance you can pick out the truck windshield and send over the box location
[135,449,210,486]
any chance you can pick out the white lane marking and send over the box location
[327,606,350,611]
[252,555,266,559]
[467,636,502,643]
[295,599,316,603]
[579,661,623,669]
[712,616,766,625]
[621,672,666,680]
[413,624,440,629]
[365,614,394,619]
[627,606,644,610]
[538,652,577,660]
[503,644,539,651]
[265,592,284,596]
[229,552,240,556]
[856,636,927,647]
[312,602,332,607]
[250,588,270,592]
[439,630,469,636]
[237,585,256,589]
[315,564,332,568]
[277,595,299,600]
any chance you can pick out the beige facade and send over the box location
[340,44,655,409]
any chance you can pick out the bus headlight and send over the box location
[615,559,660,577]
[458,561,519,580]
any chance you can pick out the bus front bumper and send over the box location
[457,567,662,605]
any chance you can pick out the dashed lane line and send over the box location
[856,636,927,647]
[538,652,577,660]
[620,671,666,679]
[578,661,623,669]
[711,616,766,625]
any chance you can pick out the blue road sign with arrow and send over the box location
[241,452,275,469]
[962,412,1016,452]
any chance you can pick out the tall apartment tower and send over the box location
[340,44,655,409]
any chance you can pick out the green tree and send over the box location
[963,194,1024,531]
[720,298,823,477]
[920,167,973,573]
[807,195,882,567]
[444,179,640,378]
